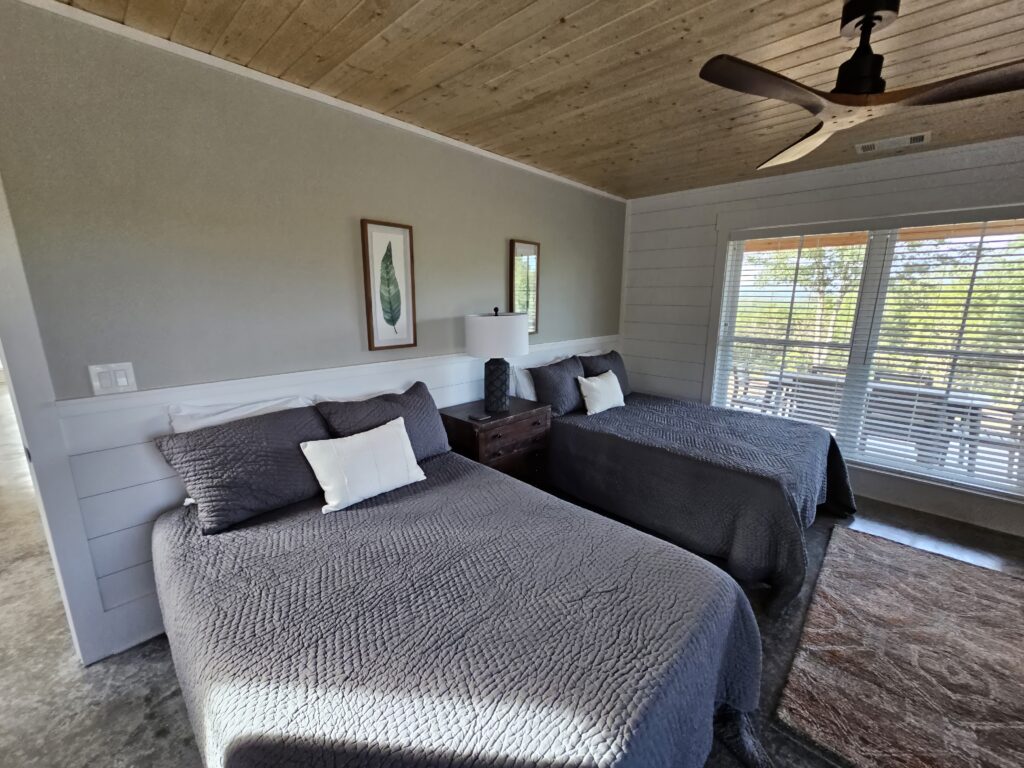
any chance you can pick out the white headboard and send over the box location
[55,335,618,660]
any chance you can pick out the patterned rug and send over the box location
[777,527,1024,768]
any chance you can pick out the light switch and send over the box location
[89,362,137,396]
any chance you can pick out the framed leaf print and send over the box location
[361,219,417,350]
[509,238,540,334]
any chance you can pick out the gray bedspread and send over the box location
[153,452,763,768]
[548,394,856,611]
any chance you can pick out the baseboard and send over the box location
[849,464,1024,539]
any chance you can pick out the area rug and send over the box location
[777,526,1024,768]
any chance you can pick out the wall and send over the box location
[0,0,624,401]
[0,0,625,663]
[621,136,1024,533]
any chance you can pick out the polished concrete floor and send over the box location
[0,381,1021,768]
[0,383,197,768]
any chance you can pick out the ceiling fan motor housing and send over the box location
[834,0,901,94]
[698,0,1024,170]
[839,0,900,37]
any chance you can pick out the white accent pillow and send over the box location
[169,396,313,433]
[513,366,536,401]
[300,417,425,513]
[577,370,626,416]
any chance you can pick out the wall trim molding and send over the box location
[15,0,624,204]
[616,199,633,342]
[56,335,618,418]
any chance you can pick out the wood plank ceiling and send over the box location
[61,0,1024,198]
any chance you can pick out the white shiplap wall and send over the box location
[622,137,1024,402]
[620,136,1024,535]
[55,335,616,660]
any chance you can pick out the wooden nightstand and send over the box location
[439,397,551,485]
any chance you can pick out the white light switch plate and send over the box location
[88,362,137,396]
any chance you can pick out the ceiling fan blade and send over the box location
[758,124,833,169]
[894,59,1024,107]
[700,55,828,115]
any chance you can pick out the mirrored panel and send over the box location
[509,239,540,334]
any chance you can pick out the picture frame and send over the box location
[361,219,417,351]
[508,238,540,334]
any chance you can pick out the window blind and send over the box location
[713,233,869,433]
[713,218,1024,498]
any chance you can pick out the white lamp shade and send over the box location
[465,312,529,359]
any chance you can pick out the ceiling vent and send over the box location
[855,131,932,155]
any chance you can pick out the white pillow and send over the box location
[577,370,626,416]
[300,417,425,513]
[169,396,313,433]
[513,366,536,401]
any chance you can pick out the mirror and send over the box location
[508,239,540,334]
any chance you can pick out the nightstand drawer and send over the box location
[480,430,548,462]
[479,412,550,455]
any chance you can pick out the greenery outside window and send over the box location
[712,219,1024,498]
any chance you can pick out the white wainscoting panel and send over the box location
[621,137,1024,404]
[55,335,618,654]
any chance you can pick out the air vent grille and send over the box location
[856,132,932,155]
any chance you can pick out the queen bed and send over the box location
[151,384,767,768]
[526,353,856,613]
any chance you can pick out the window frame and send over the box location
[712,214,1024,500]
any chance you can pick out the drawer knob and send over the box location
[532,420,542,426]
[493,432,502,439]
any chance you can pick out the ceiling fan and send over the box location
[698,0,1024,169]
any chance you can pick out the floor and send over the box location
[0,382,1021,768]
[0,383,197,768]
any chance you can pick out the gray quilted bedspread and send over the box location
[549,395,856,612]
[153,452,762,768]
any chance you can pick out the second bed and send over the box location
[544,385,856,612]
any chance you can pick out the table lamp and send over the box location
[465,308,529,416]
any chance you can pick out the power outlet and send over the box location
[88,362,137,396]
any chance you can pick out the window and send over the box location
[713,218,1024,498]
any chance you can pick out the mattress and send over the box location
[153,452,763,768]
[548,394,856,612]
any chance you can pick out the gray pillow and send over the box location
[580,350,632,396]
[156,406,330,535]
[529,356,585,416]
[315,381,449,463]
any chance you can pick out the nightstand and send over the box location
[439,397,551,485]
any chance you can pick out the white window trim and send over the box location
[712,216,1024,502]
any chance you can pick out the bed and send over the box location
[153,451,766,768]
[547,393,856,612]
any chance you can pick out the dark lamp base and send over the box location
[483,357,510,414]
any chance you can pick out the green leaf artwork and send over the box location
[379,241,402,333]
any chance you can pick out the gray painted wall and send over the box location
[0,0,624,400]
